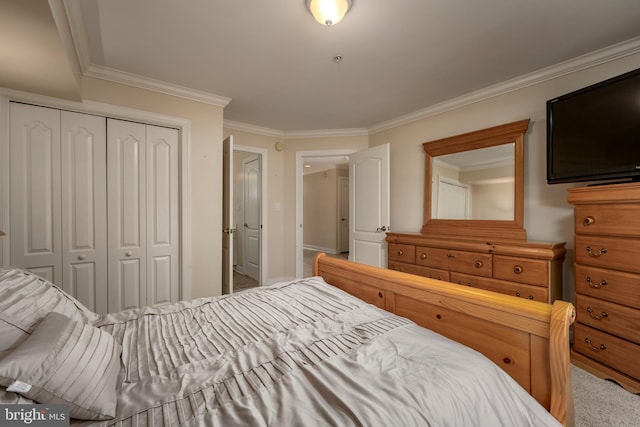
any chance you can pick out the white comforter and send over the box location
[78,277,560,426]
[0,266,560,426]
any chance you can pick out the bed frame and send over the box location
[314,253,576,427]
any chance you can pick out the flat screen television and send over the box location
[546,67,640,184]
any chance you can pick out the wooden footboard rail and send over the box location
[314,253,575,426]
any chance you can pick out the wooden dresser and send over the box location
[568,183,640,393]
[386,232,566,304]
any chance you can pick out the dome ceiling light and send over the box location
[306,0,352,26]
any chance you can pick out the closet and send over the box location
[9,102,179,314]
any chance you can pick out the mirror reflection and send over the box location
[431,144,515,220]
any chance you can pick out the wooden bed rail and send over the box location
[313,253,575,426]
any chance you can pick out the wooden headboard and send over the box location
[313,253,575,426]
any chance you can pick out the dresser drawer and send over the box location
[574,324,640,380]
[575,235,640,274]
[388,243,415,264]
[575,204,640,237]
[450,272,548,302]
[389,261,449,281]
[574,264,640,309]
[416,247,492,277]
[576,294,640,344]
[493,255,548,286]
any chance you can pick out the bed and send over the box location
[0,254,575,426]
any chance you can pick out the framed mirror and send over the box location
[422,119,530,241]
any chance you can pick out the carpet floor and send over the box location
[573,364,640,426]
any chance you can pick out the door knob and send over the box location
[125,251,133,257]
[77,254,86,260]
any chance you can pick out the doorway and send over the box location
[232,146,266,291]
[295,149,355,277]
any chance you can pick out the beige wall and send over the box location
[471,182,514,220]
[82,77,224,298]
[82,50,640,299]
[369,52,640,302]
[304,169,338,251]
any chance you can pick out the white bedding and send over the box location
[0,267,561,426]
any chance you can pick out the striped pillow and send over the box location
[0,266,100,356]
[0,312,121,420]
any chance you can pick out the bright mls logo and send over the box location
[1,404,68,426]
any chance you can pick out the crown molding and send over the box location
[85,64,231,108]
[223,120,285,138]
[369,36,640,135]
[61,0,92,74]
[284,128,369,139]
[224,120,369,139]
[62,0,230,108]
[59,1,640,136]
[49,0,84,93]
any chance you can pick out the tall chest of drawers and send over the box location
[386,233,566,304]
[568,183,640,393]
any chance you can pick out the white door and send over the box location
[222,136,234,294]
[146,125,179,305]
[10,103,62,284]
[243,155,261,282]
[107,119,180,311]
[61,111,108,314]
[349,143,390,268]
[338,176,349,253]
[437,178,469,219]
[107,119,147,311]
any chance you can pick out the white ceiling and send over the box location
[65,0,640,132]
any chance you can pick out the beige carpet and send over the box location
[303,249,349,277]
[232,271,259,292]
[573,364,640,426]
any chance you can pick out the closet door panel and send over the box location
[61,111,107,313]
[108,119,147,312]
[146,125,179,305]
[10,103,62,284]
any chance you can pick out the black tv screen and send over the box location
[546,67,640,184]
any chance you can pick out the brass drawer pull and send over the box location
[587,307,608,320]
[446,253,454,258]
[513,265,523,274]
[585,338,606,352]
[420,253,427,260]
[474,260,483,268]
[583,216,595,226]
[397,249,404,256]
[586,246,607,257]
[586,276,607,289]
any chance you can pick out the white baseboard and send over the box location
[303,244,338,255]
[264,276,297,285]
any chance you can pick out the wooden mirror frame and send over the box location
[422,119,530,241]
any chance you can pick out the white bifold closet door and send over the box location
[107,119,179,312]
[9,103,179,314]
[10,103,108,313]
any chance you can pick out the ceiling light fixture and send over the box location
[306,0,352,26]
